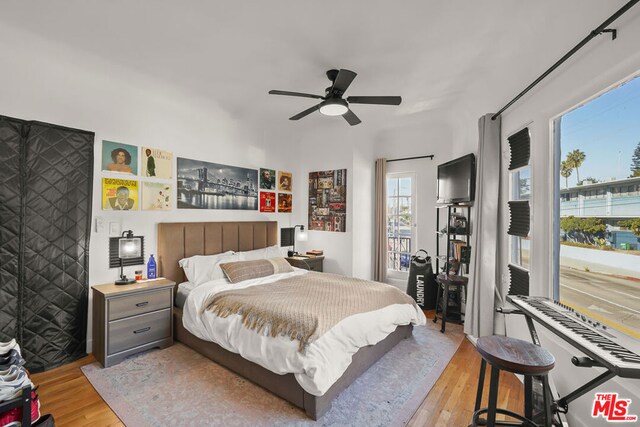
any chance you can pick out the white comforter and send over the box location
[182,268,426,396]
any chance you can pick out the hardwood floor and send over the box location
[30,310,523,426]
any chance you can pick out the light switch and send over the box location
[95,217,105,233]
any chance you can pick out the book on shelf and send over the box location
[306,250,324,256]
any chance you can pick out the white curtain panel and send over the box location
[374,158,387,282]
[464,114,502,338]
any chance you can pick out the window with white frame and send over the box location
[387,173,416,273]
[554,74,640,339]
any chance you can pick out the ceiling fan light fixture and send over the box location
[319,99,349,116]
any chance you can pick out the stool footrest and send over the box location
[471,408,538,427]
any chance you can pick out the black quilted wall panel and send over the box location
[0,116,94,372]
[0,118,23,343]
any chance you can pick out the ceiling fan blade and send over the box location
[330,69,357,95]
[269,90,324,100]
[343,109,361,126]
[289,103,322,120]
[346,96,402,105]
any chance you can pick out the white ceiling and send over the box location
[0,0,624,135]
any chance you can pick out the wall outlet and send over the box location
[109,222,121,237]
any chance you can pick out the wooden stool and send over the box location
[471,336,555,427]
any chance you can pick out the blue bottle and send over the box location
[147,254,157,279]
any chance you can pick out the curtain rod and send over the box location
[491,0,639,121]
[386,155,434,163]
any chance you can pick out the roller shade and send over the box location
[508,201,530,237]
[508,127,530,170]
[508,264,530,296]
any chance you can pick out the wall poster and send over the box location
[142,147,173,179]
[260,168,276,190]
[308,169,347,232]
[278,193,292,213]
[102,140,138,175]
[278,171,292,192]
[142,182,172,211]
[176,158,258,210]
[102,178,138,211]
[260,191,276,212]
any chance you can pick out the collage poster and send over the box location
[278,171,292,192]
[308,169,347,232]
[142,147,173,179]
[102,178,139,211]
[142,182,172,211]
[278,193,292,213]
[259,192,276,212]
[102,140,138,175]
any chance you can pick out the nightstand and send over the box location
[286,256,324,272]
[92,279,176,368]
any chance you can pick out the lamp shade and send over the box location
[119,237,141,259]
[297,229,308,242]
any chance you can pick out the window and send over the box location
[554,74,640,339]
[387,173,416,273]
[509,137,531,271]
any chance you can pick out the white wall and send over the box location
[498,8,640,426]
[0,24,297,353]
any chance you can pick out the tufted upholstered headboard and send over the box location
[157,221,278,284]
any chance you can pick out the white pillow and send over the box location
[179,251,239,285]
[238,245,283,261]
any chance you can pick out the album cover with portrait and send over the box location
[141,147,173,179]
[102,140,138,175]
[102,178,139,211]
[278,193,292,213]
[278,171,292,192]
[260,168,276,190]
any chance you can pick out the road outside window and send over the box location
[555,75,640,339]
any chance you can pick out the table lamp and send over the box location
[115,230,142,285]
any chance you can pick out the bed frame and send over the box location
[157,221,413,420]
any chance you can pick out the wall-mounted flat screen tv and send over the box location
[437,153,476,204]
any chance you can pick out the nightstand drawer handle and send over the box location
[133,327,151,334]
[135,301,149,307]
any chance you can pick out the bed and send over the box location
[158,221,422,420]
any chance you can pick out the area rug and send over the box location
[82,320,464,427]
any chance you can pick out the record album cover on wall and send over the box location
[142,182,172,211]
[260,168,276,190]
[308,169,347,232]
[260,191,276,212]
[278,171,292,192]
[102,178,138,211]
[278,193,292,213]
[102,140,138,175]
[176,157,258,210]
[142,147,173,179]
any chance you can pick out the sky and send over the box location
[560,75,640,187]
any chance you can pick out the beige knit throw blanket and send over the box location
[204,272,417,351]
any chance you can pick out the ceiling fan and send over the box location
[268,69,402,126]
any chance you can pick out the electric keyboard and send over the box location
[507,295,640,379]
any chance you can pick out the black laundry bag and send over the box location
[406,249,438,309]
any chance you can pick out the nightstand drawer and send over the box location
[108,308,171,354]
[306,260,322,271]
[108,288,172,321]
